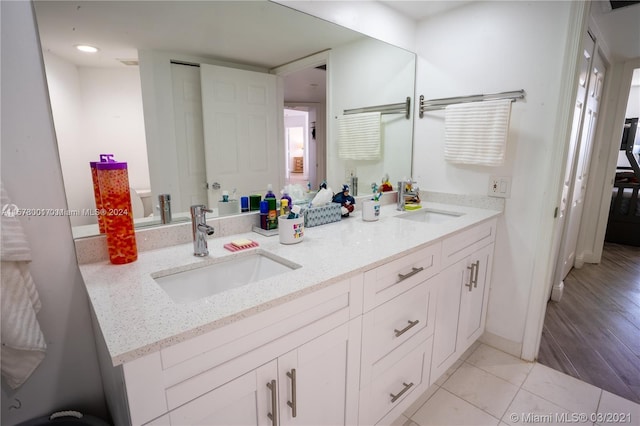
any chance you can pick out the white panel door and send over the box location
[168,360,277,426]
[558,36,606,280]
[457,244,493,353]
[278,323,352,426]
[431,262,464,381]
[200,64,279,206]
[171,63,208,212]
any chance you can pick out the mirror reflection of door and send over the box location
[171,62,208,211]
[284,108,311,187]
[282,62,327,191]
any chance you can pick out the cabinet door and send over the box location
[431,261,464,382]
[458,243,494,353]
[168,360,277,426]
[278,321,359,426]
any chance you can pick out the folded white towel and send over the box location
[1,183,46,389]
[338,112,381,160]
[1,186,31,262]
[444,99,512,166]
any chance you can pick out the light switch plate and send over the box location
[488,176,511,198]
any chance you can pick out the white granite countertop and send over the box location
[79,201,501,365]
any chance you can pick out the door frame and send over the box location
[272,51,330,189]
[520,0,590,362]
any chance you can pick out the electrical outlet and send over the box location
[488,176,512,198]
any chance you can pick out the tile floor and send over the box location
[393,342,640,426]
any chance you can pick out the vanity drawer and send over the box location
[363,243,440,312]
[359,335,433,426]
[361,275,437,375]
[442,219,496,268]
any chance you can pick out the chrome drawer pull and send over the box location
[390,382,414,403]
[266,379,277,425]
[397,266,424,282]
[473,260,480,288]
[394,319,420,337]
[466,264,474,291]
[286,369,297,418]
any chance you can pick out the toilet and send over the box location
[129,188,145,219]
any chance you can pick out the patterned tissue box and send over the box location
[302,203,342,227]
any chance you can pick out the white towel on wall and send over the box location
[444,99,512,166]
[338,112,381,160]
[1,184,47,389]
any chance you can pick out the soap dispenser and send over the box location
[265,184,276,200]
[280,186,292,208]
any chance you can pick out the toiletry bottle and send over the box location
[281,187,292,209]
[250,194,262,211]
[96,157,137,264]
[280,199,290,217]
[260,200,269,230]
[265,184,276,200]
[267,198,278,230]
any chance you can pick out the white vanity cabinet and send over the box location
[97,277,363,426]
[358,243,441,425]
[90,213,501,426]
[431,219,496,381]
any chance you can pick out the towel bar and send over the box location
[343,96,411,119]
[419,90,525,117]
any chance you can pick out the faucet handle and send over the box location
[190,204,213,216]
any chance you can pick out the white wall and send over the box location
[1,2,107,424]
[44,53,149,226]
[328,37,415,194]
[413,1,573,349]
[628,82,640,118]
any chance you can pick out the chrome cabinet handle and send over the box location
[390,382,414,403]
[397,266,424,282]
[266,380,277,425]
[394,319,420,337]
[286,369,297,418]
[465,264,474,291]
[472,260,480,288]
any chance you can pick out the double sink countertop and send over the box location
[79,201,501,366]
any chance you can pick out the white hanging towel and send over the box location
[1,184,46,389]
[444,98,512,166]
[338,112,381,160]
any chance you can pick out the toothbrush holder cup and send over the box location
[362,200,381,222]
[278,215,304,244]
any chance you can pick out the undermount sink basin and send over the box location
[397,208,465,224]
[153,251,301,303]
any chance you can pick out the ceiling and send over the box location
[33,1,363,69]
[379,0,472,21]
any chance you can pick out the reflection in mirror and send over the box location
[33,0,415,239]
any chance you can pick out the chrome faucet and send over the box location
[190,205,215,256]
[397,180,421,211]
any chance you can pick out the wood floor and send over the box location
[538,242,640,404]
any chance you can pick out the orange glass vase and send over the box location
[96,161,137,264]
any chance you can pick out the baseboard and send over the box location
[479,331,523,359]
[551,280,564,302]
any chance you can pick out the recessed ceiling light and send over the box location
[75,44,99,53]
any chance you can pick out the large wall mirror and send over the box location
[34,0,416,238]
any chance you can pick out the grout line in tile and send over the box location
[440,387,503,425]
[521,363,604,415]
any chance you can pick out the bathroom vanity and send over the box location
[79,202,499,425]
